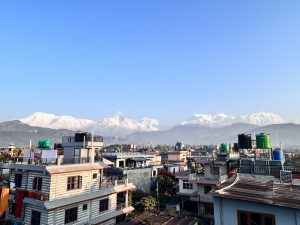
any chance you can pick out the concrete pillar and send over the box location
[126,190,129,207]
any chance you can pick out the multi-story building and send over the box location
[175,158,227,221]
[214,173,300,225]
[102,153,162,193]
[6,133,135,225]
[167,151,189,164]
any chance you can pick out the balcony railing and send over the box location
[190,192,213,202]
[116,202,127,210]
[99,179,128,189]
[61,157,90,164]
[239,164,300,176]
[0,157,91,166]
[27,190,49,201]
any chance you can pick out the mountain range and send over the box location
[20,112,284,135]
[20,112,159,137]
[0,112,299,147]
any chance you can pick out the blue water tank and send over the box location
[273,150,283,161]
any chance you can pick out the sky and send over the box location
[0,1,299,125]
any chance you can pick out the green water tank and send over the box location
[188,161,196,170]
[38,139,51,148]
[220,143,230,152]
[256,133,272,149]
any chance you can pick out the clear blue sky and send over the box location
[0,1,299,124]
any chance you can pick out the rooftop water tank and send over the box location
[38,139,51,148]
[273,150,283,161]
[238,134,252,149]
[256,133,272,149]
[220,143,230,152]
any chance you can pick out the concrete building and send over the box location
[163,163,188,176]
[102,153,162,193]
[5,133,135,225]
[167,151,189,163]
[175,159,227,221]
[214,173,300,225]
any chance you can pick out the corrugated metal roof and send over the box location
[214,173,300,209]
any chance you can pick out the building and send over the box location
[102,152,162,193]
[167,151,189,163]
[5,133,135,225]
[175,158,228,221]
[214,173,300,225]
[162,163,188,177]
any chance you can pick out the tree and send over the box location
[137,196,157,212]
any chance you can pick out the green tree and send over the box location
[137,196,157,212]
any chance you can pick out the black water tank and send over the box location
[233,143,239,152]
[238,134,252,149]
[75,132,92,142]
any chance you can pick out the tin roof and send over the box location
[214,173,300,209]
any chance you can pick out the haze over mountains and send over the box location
[0,111,300,147]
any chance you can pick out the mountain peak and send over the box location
[181,112,284,127]
[20,112,159,136]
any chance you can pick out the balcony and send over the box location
[190,192,213,203]
[99,179,128,189]
[26,190,49,201]
[116,202,127,210]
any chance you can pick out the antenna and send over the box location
[91,128,95,163]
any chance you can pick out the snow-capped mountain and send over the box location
[20,112,160,136]
[181,112,284,127]
[20,112,94,130]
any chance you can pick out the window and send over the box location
[31,210,41,225]
[204,185,212,194]
[99,198,109,212]
[67,176,82,190]
[93,173,97,179]
[32,177,43,191]
[182,180,193,190]
[211,166,220,176]
[119,161,124,168]
[14,174,22,188]
[117,192,126,204]
[65,207,78,224]
[83,204,88,211]
[237,210,276,225]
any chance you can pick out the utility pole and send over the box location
[156,181,160,211]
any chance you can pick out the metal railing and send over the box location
[62,157,90,164]
[99,179,128,189]
[27,190,49,201]
[238,163,300,176]
[116,202,127,210]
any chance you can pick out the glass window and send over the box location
[31,210,41,225]
[237,210,275,225]
[65,207,78,224]
[183,180,193,190]
[99,198,109,212]
[67,176,82,190]
[32,177,43,191]
[83,204,88,211]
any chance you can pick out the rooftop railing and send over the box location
[0,156,91,166]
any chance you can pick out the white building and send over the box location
[6,133,135,225]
